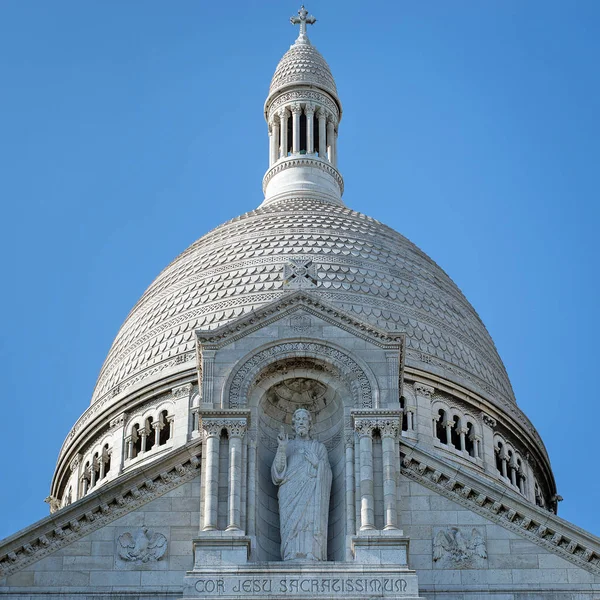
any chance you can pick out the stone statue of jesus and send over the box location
[271,408,332,561]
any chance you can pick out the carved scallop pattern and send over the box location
[90,198,514,417]
[268,41,338,100]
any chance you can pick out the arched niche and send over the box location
[246,357,350,563]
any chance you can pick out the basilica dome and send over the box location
[91,197,515,412]
[50,7,554,517]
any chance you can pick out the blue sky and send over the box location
[0,0,598,541]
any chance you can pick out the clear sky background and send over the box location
[0,0,598,541]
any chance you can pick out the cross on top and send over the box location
[290,5,316,41]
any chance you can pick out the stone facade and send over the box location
[1,6,598,600]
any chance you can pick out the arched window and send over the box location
[159,410,171,446]
[132,424,142,458]
[450,415,461,450]
[102,444,111,478]
[435,409,447,444]
[495,442,504,473]
[400,396,408,432]
[299,112,307,153]
[145,416,156,452]
[465,422,475,457]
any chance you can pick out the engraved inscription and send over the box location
[193,576,409,596]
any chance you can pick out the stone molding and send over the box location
[262,157,344,195]
[226,341,375,409]
[0,442,202,578]
[352,410,402,439]
[267,89,339,122]
[195,290,404,350]
[400,443,600,575]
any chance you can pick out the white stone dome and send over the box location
[91,197,515,412]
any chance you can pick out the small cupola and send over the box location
[262,6,344,207]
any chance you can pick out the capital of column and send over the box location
[316,108,328,121]
[277,108,288,120]
[354,418,376,439]
[304,102,315,117]
[225,418,247,439]
[290,102,303,115]
[378,417,401,439]
[414,382,434,398]
[201,419,224,439]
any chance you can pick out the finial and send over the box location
[290,5,316,43]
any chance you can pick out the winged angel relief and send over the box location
[433,527,487,569]
[117,528,168,563]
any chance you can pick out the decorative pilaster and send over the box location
[481,412,497,476]
[109,413,125,476]
[70,454,82,500]
[413,382,435,443]
[385,351,400,408]
[225,419,247,531]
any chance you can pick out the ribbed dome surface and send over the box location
[91,198,515,411]
[269,40,338,101]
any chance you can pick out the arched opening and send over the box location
[435,409,447,444]
[132,424,142,458]
[159,410,171,445]
[252,357,346,563]
[299,112,307,153]
[495,442,504,474]
[286,117,293,156]
[313,117,320,155]
[103,443,111,477]
[450,415,461,450]
[145,416,156,452]
[465,422,475,457]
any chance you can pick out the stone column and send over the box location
[327,118,335,163]
[278,109,288,160]
[225,419,247,531]
[354,419,376,530]
[345,430,356,536]
[247,433,257,536]
[140,428,148,454]
[317,109,327,158]
[125,436,133,460]
[444,418,453,446]
[271,118,280,163]
[202,419,222,531]
[291,103,302,154]
[458,426,467,453]
[413,382,435,443]
[305,103,315,154]
[380,418,400,530]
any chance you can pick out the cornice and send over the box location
[262,157,344,195]
[400,441,600,574]
[196,290,404,350]
[1,441,202,578]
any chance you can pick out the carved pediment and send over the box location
[195,291,404,351]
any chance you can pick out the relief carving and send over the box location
[433,527,487,569]
[117,528,168,563]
